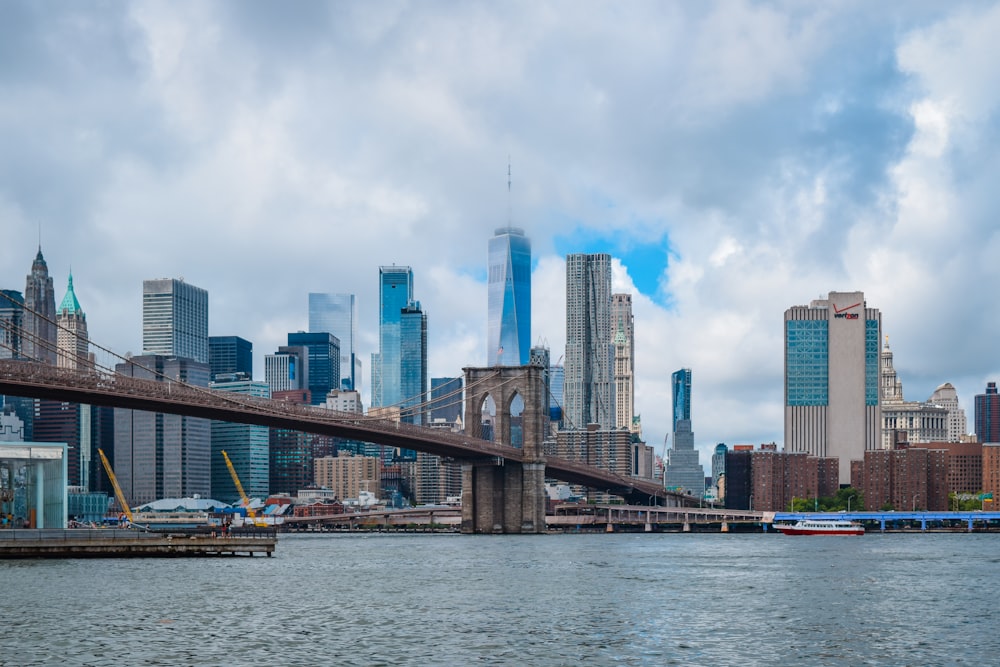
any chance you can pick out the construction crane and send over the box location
[97,448,134,525]
[221,450,266,527]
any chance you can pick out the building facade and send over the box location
[309,293,362,392]
[372,266,414,411]
[55,273,89,370]
[851,446,949,511]
[0,290,24,360]
[265,346,308,394]
[975,382,1000,444]
[487,227,531,366]
[113,355,211,505]
[929,383,968,442]
[142,278,209,364]
[785,291,881,483]
[23,247,57,365]
[287,332,341,407]
[430,377,463,424]
[564,253,614,430]
[314,454,382,501]
[399,302,427,427]
[208,336,252,381]
[209,378,270,504]
[612,293,635,434]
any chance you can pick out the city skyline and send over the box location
[3,3,1000,468]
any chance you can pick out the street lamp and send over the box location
[912,494,919,511]
[749,495,753,512]
[847,495,853,513]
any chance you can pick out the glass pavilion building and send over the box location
[784,291,881,483]
[487,227,531,366]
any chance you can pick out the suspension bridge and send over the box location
[0,288,694,533]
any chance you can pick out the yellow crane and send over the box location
[221,450,266,526]
[97,448,134,525]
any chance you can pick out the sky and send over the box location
[3,1,1000,468]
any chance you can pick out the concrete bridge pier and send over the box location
[461,365,549,535]
[461,460,546,534]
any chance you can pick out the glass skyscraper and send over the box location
[309,293,361,392]
[672,368,692,433]
[287,332,341,406]
[372,266,414,411]
[142,278,209,364]
[784,291,881,483]
[399,302,427,428]
[210,377,270,503]
[564,253,614,430]
[487,227,531,366]
[209,336,252,380]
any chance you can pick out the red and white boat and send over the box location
[776,519,864,536]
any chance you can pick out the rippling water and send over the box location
[4,532,1000,666]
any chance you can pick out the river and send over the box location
[4,532,999,666]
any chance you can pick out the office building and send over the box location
[265,346,309,394]
[487,227,531,366]
[430,377,463,424]
[372,266,413,411]
[287,332,341,407]
[929,383,968,442]
[209,336,252,380]
[551,425,633,502]
[564,253,614,429]
[113,355,211,505]
[325,389,363,413]
[784,291,881,483]
[142,278,209,364]
[55,273,90,370]
[672,368,692,433]
[399,302,427,433]
[23,247,57,365]
[664,420,705,495]
[548,363,565,426]
[0,290,24,360]
[309,293,362,391]
[712,444,727,491]
[612,294,635,433]
[314,454,382,501]
[879,337,948,448]
[210,377,270,504]
[975,382,1000,444]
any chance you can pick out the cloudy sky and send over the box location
[3,1,1000,466]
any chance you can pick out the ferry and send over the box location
[776,519,864,536]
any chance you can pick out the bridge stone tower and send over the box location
[462,365,548,534]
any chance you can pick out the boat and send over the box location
[776,519,864,536]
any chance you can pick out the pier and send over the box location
[0,528,277,558]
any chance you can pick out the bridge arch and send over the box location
[463,365,548,459]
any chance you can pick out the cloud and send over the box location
[2,1,999,473]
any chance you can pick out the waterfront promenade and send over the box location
[0,528,277,558]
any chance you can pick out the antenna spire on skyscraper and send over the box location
[507,156,512,228]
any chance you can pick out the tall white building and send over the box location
[929,383,968,442]
[784,291,881,482]
[879,337,947,448]
[564,253,614,430]
[142,278,209,364]
[611,293,635,433]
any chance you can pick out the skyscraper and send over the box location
[0,290,24,360]
[665,368,705,495]
[672,368,692,433]
[309,293,362,391]
[487,227,531,366]
[210,377,270,503]
[430,377,463,424]
[929,382,968,442]
[209,336,252,380]
[399,302,427,427]
[142,278,209,364]
[114,355,211,504]
[612,294,635,434]
[23,247,56,365]
[56,273,89,370]
[564,253,614,430]
[975,382,1000,444]
[784,291,881,482]
[287,332,341,406]
[371,266,413,411]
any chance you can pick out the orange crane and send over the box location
[221,450,266,526]
[97,448,134,525]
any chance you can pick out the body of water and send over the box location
[4,532,999,666]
